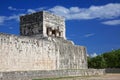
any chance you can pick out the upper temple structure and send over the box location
[0,11,88,72]
[20,11,66,39]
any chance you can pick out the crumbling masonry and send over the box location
[0,11,88,72]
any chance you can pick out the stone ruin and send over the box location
[0,11,88,71]
[20,11,66,39]
[0,11,106,80]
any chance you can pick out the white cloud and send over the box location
[102,20,120,25]
[1,3,120,25]
[87,53,89,57]
[0,6,47,25]
[84,33,95,37]
[70,7,80,13]
[90,53,97,57]
[27,7,47,14]
[0,16,6,25]
[27,9,36,13]
[49,3,120,20]
[8,6,17,11]
[5,3,120,21]
[36,7,47,11]
[0,14,22,25]
[8,6,24,11]
[8,15,19,21]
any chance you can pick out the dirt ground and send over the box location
[56,74,120,80]
[85,74,120,80]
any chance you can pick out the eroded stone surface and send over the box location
[0,11,87,71]
[0,69,105,80]
[0,33,87,71]
[20,11,66,39]
[0,11,106,80]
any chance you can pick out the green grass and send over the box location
[33,76,80,80]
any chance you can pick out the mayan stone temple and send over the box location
[0,11,105,80]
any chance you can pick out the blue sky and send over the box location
[0,0,120,57]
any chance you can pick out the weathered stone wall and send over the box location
[20,11,66,39]
[55,39,88,69]
[20,12,43,36]
[105,68,120,73]
[0,33,59,71]
[0,69,105,80]
[0,33,87,71]
[43,11,66,39]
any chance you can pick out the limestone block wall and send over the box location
[105,68,120,73]
[43,11,66,39]
[20,12,43,36]
[0,33,59,71]
[55,39,88,69]
[0,33,87,71]
[0,69,105,80]
[20,11,66,39]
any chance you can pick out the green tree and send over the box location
[88,49,120,69]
